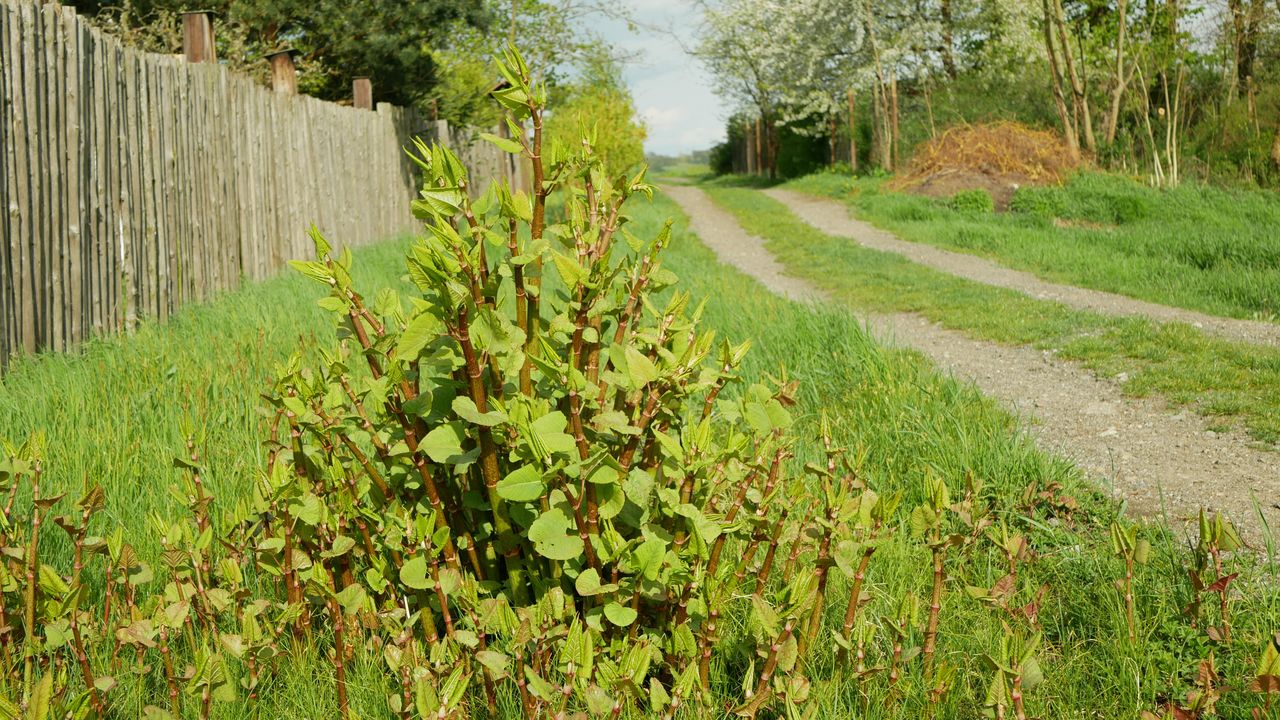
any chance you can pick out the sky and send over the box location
[594,1,726,157]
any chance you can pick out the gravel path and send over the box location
[664,184,1280,542]
[766,188,1280,348]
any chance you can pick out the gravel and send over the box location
[665,184,1280,543]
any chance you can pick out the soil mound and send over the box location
[892,122,1082,209]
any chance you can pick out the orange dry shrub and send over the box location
[893,121,1084,188]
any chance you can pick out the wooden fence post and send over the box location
[180,11,216,63]
[353,77,372,110]
[266,49,297,95]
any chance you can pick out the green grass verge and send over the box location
[784,170,1280,322]
[702,184,1280,446]
[1,194,1277,717]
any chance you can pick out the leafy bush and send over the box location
[0,48,902,720]
[543,53,646,176]
[1008,187,1063,218]
[948,189,995,214]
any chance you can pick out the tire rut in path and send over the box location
[765,188,1280,349]
[664,184,1280,542]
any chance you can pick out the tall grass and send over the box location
[704,184,1280,445]
[0,194,1276,717]
[786,171,1280,322]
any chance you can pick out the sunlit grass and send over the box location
[702,184,1280,445]
[0,193,1276,718]
[785,170,1280,322]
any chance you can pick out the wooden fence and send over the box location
[0,1,507,364]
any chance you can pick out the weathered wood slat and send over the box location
[0,0,510,367]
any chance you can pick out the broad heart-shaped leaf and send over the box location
[421,422,467,463]
[497,465,545,503]
[551,251,586,289]
[452,396,508,427]
[414,186,466,217]
[1021,656,1045,690]
[399,555,431,590]
[528,508,584,561]
[603,601,638,627]
[395,312,442,361]
[631,536,666,581]
[475,649,512,679]
[528,412,577,457]
[623,346,658,389]
[573,568,619,596]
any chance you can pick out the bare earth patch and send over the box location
[663,184,1280,542]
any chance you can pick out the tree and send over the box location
[544,51,647,176]
[697,0,866,176]
[72,0,488,109]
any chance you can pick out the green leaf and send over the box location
[321,535,357,558]
[552,252,586,288]
[632,536,666,581]
[288,259,332,284]
[421,422,467,463]
[574,568,618,596]
[417,186,466,217]
[395,312,442,361]
[28,672,53,720]
[604,602,638,627]
[336,583,369,615]
[479,132,524,154]
[452,396,508,427]
[528,508,584,561]
[529,412,576,456]
[496,465,545,503]
[399,555,431,590]
[623,346,658,388]
[289,493,325,527]
[475,650,511,679]
[1022,656,1044,690]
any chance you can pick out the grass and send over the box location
[1,193,1278,718]
[700,183,1280,446]
[785,170,1280,323]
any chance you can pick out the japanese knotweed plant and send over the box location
[257,47,856,718]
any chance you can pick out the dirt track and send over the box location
[765,188,1280,348]
[663,184,1280,542]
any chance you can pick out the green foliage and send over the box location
[544,53,646,177]
[718,177,1280,446]
[788,171,1280,325]
[948,189,995,214]
[1008,187,1062,218]
[75,0,487,109]
[427,48,505,129]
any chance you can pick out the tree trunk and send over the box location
[747,116,757,176]
[1051,0,1096,153]
[1228,0,1265,91]
[847,88,859,173]
[1042,0,1081,161]
[940,0,957,79]
[863,0,893,170]
[828,115,838,167]
[1270,124,1280,168]
[1102,0,1131,145]
[766,117,779,180]
[890,75,900,170]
